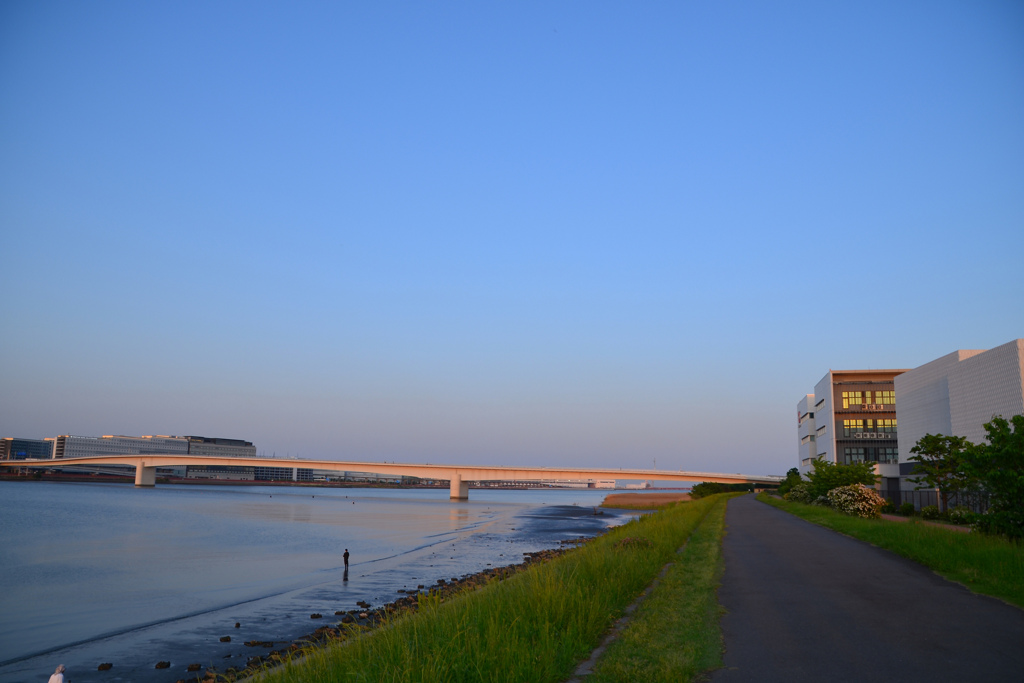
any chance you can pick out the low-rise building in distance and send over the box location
[0,437,54,460]
[181,436,257,480]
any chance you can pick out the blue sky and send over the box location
[2,1,1022,475]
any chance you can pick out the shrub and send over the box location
[963,415,1024,539]
[691,482,752,499]
[805,458,877,500]
[880,500,896,514]
[783,482,812,504]
[898,502,915,516]
[947,506,975,526]
[825,484,886,519]
[920,505,940,520]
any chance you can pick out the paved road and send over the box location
[712,495,1024,682]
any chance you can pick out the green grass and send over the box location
[261,495,727,683]
[588,494,732,683]
[600,501,687,511]
[759,493,1024,609]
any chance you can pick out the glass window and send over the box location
[877,447,898,463]
[875,390,895,405]
[876,419,896,433]
[843,419,863,437]
[844,447,866,464]
[842,391,863,409]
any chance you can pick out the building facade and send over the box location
[798,369,906,474]
[796,395,817,472]
[0,437,54,460]
[896,338,1024,458]
[798,339,1023,506]
[183,436,258,479]
[52,434,190,459]
[48,434,190,477]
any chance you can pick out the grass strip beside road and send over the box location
[587,494,732,683]
[759,493,1024,609]
[264,494,727,683]
[601,492,692,510]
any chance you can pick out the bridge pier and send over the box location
[449,474,468,501]
[135,463,156,487]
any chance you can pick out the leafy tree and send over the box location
[805,458,877,500]
[777,468,803,497]
[690,482,753,498]
[963,415,1024,539]
[908,433,976,511]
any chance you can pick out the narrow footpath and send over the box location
[712,494,1024,682]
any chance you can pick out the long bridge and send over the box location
[0,454,783,500]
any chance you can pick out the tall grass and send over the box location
[263,495,723,683]
[589,494,731,682]
[759,493,1024,608]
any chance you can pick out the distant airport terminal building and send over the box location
[1,437,54,461]
[798,338,1024,500]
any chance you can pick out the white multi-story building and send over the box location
[796,395,817,472]
[180,436,258,479]
[51,434,190,477]
[896,338,1024,458]
[52,434,190,458]
[797,370,905,475]
[798,339,1023,504]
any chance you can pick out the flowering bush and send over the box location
[784,483,812,503]
[921,505,940,520]
[825,484,886,519]
[947,506,975,525]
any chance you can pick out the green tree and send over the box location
[690,482,753,498]
[805,458,877,500]
[963,415,1024,539]
[777,468,803,496]
[908,433,976,512]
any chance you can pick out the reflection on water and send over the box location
[0,482,633,683]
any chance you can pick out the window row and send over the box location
[843,447,898,464]
[841,390,895,408]
[842,419,897,436]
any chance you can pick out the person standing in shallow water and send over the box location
[48,664,66,683]
[343,549,349,567]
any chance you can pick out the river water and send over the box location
[0,481,635,682]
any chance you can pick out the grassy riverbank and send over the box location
[588,493,731,682]
[600,492,692,510]
[263,494,729,683]
[759,493,1024,609]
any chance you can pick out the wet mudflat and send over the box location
[0,483,633,683]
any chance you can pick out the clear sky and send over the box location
[2,1,1022,476]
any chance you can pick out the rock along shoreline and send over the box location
[164,539,592,683]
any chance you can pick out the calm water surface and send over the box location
[0,481,635,682]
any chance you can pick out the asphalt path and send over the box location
[712,494,1024,682]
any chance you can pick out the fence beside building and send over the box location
[879,488,989,514]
